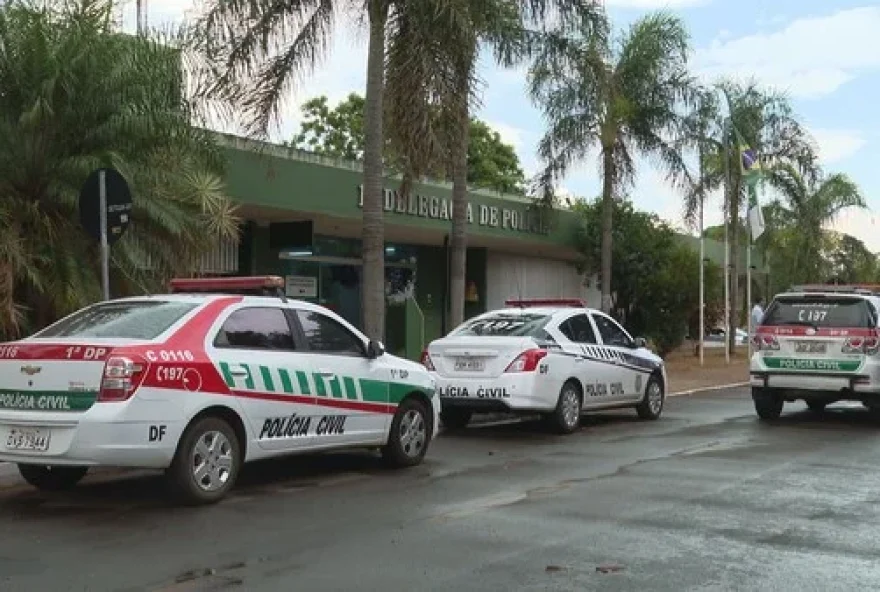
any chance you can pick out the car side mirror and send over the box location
[633,337,647,349]
[366,339,385,359]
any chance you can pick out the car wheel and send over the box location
[635,375,664,420]
[440,408,472,430]
[17,464,88,492]
[806,400,827,413]
[753,387,783,421]
[382,398,431,468]
[167,416,241,505]
[547,380,582,435]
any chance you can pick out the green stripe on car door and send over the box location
[278,369,295,393]
[259,366,275,392]
[343,376,358,400]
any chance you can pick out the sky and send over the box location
[121,0,880,249]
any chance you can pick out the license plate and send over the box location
[795,342,826,354]
[454,359,484,372]
[6,427,50,452]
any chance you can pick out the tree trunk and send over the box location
[600,146,615,313]
[448,68,471,329]
[361,0,389,341]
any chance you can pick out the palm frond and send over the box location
[0,0,240,332]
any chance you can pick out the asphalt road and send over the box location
[3,388,880,591]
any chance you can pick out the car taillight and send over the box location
[754,334,779,351]
[98,356,146,402]
[844,331,880,354]
[504,349,548,373]
[420,350,435,371]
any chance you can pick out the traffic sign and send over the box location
[79,168,133,301]
[79,167,132,245]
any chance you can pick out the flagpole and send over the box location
[698,141,705,367]
[747,225,752,357]
[722,121,731,365]
[699,192,705,367]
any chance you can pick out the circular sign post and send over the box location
[79,168,133,300]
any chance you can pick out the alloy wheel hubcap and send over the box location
[648,383,663,415]
[399,409,427,458]
[562,388,580,428]
[191,431,234,492]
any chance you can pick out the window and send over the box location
[35,301,197,340]
[559,314,597,344]
[451,312,552,337]
[214,308,296,350]
[592,314,632,347]
[296,310,365,355]
[762,296,875,328]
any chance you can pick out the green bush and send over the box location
[572,199,723,358]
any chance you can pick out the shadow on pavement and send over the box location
[765,403,880,430]
[0,411,657,516]
[0,450,389,517]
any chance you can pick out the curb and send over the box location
[668,381,749,397]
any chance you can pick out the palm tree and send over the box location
[765,164,865,284]
[529,11,695,314]
[191,0,403,340]
[385,0,605,327]
[192,0,500,339]
[685,80,816,352]
[0,0,239,339]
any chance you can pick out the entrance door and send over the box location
[319,264,362,329]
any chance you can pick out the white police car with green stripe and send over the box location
[421,299,666,433]
[0,277,439,505]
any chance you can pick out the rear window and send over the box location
[451,312,553,337]
[761,297,877,328]
[35,301,198,340]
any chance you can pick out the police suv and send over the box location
[750,284,880,419]
[421,299,667,433]
[0,276,439,504]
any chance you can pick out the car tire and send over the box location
[382,398,431,468]
[166,416,241,506]
[17,464,88,492]
[806,400,827,413]
[635,375,664,420]
[440,408,472,430]
[547,380,582,435]
[753,387,783,421]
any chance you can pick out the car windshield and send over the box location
[451,312,552,337]
[34,301,198,340]
[761,296,876,328]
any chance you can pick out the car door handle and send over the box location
[228,366,249,377]
[317,369,336,378]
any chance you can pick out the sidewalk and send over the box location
[665,346,749,395]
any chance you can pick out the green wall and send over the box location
[219,134,579,248]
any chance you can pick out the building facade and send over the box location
[212,133,764,360]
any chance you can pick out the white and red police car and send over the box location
[750,284,880,419]
[421,299,667,433]
[0,276,439,504]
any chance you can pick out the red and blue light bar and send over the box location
[169,276,285,294]
[504,298,587,308]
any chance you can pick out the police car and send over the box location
[750,284,880,420]
[421,299,667,433]
[0,276,439,504]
